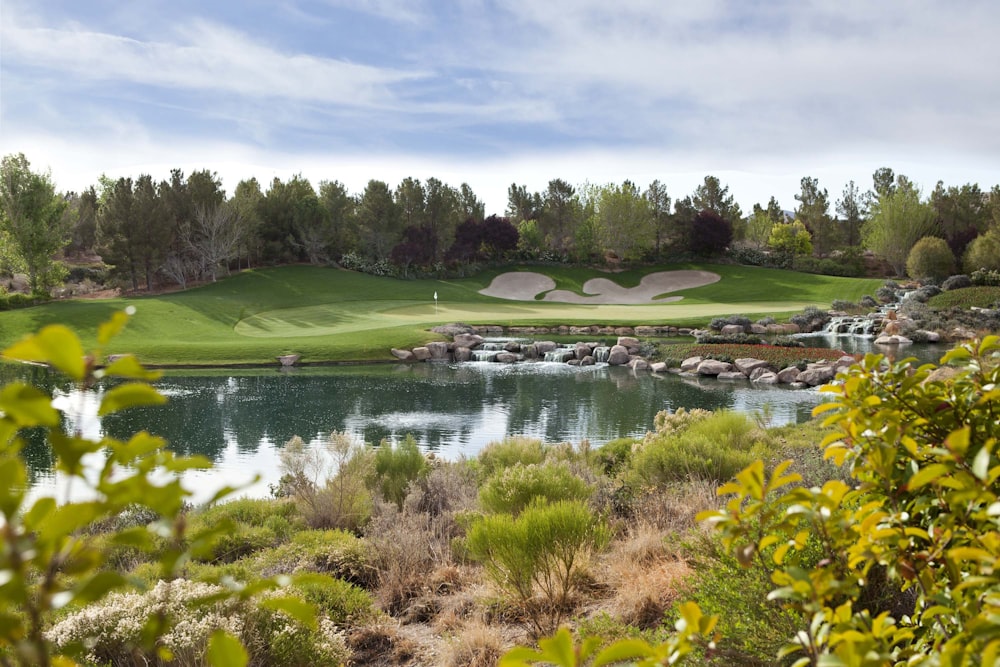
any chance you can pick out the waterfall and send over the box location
[471,350,500,362]
[542,347,576,363]
[592,346,611,363]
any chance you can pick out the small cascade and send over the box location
[592,346,611,363]
[543,347,576,363]
[822,315,882,337]
[479,342,505,351]
[471,349,500,362]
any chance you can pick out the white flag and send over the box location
[434,291,438,300]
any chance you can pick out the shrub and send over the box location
[792,255,864,277]
[971,267,1000,287]
[906,236,955,281]
[478,462,592,515]
[831,299,855,311]
[630,411,767,486]
[963,229,1000,273]
[859,294,878,309]
[941,274,972,291]
[187,498,299,563]
[371,434,428,509]
[290,573,377,626]
[594,437,639,476]
[789,305,830,332]
[708,315,751,332]
[279,432,374,532]
[466,499,609,635]
[476,435,547,480]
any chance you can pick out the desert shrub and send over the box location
[941,274,972,291]
[279,432,374,532]
[649,407,712,437]
[466,499,609,635]
[407,460,479,517]
[290,573,377,625]
[830,298,855,311]
[476,435,547,479]
[46,580,351,667]
[478,462,592,515]
[971,267,1000,287]
[903,284,941,304]
[237,528,375,586]
[906,236,955,281]
[630,411,768,486]
[963,229,1000,273]
[371,434,428,509]
[789,305,830,332]
[594,437,638,476]
[442,620,504,667]
[187,498,299,563]
[755,316,776,326]
[708,315,751,332]
[694,332,766,345]
[859,294,878,308]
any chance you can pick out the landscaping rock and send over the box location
[697,359,733,376]
[650,362,668,373]
[391,348,415,361]
[717,371,747,380]
[834,355,857,371]
[496,352,518,363]
[776,367,801,384]
[617,336,640,350]
[680,356,703,372]
[535,341,558,354]
[734,358,772,375]
[504,341,521,352]
[748,366,773,381]
[412,347,432,361]
[951,327,976,340]
[431,323,474,336]
[522,344,539,360]
[453,347,472,362]
[634,326,658,336]
[721,324,745,335]
[607,345,630,365]
[751,371,779,384]
[614,327,635,335]
[874,334,912,345]
[629,358,649,371]
[453,333,484,348]
[425,341,450,360]
[277,354,300,367]
[580,355,595,366]
[797,364,836,386]
[575,343,592,360]
[749,323,768,335]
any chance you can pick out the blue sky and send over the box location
[3,0,1000,215]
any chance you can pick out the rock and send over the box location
[580,355,595,366]
[748,366,773,381]
[535,341,558,354]
[780,323,800,334]
[277,354,300,366]
[734,358,772,375]
[453,347,472,362]
[951,327,976,340]
[607,345,630,365]
[614,327,635,336]
[391,348,415,361]
[629,358,649,371]
[567,359,581,366]
[749,323,768,335]
[717,371,747,380]
[570,326,597,335]
[617,336,640,350]
[834,355,857,371]
[923,366,961,385]
[484,325,504,336]
[425,341,450,360]
[789,381,809,389]
[453,333,484,348]
[412,347,432,361]
[522,344,539,360]
[797,364,836,386]
[721,324,745,335]
[874,334,912,345]
[575,342,592,360]
[634,326,658,336]
[751,371,779,384]
[504,341,521,352]
[776,366,801,384]
[918,330,941,342]
[677,328,693,336]
[650,362,668,373]
[680,356,703,372]
[883,320,903,336]
[697,359,733,376]
[496,352,518,363]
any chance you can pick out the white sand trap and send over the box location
[479,270,720,304]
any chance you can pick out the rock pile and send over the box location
[678,354,856,388]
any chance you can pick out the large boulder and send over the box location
[751,371,779,384]
[874,334,912,345]
[734,358,772,376]
[797,364,836,386]
[720,324,745,335]
[607,345,630,365]
[495,352,518,363]
[629,358,649,371]
[776,366,801,384]
[390,348,415,361]
[453,333,484,348]
[680,356,703,372]
[411,347,431,361]
[634,326,658,336]
[535,341,559,354]
[575,342,592,360]
[617,336,640,351]
[425,341,450,360]
[431,323,474,336]
[697,359,733,376]
[650,361,668,373]
[749,323,768,335]
[580,355,596,366]
[717,371,747,380]
[453,347,472,362]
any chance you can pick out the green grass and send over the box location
[0,264,883,365]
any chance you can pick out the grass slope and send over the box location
[0,264,883,365]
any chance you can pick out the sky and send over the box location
[3,0,1000,216]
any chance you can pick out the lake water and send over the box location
[8,360,837,504]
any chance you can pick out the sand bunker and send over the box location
[479,270,720,304]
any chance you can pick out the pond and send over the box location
[9,337,950,504]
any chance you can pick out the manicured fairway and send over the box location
[0,264,884,365]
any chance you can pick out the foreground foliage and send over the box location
[505,338,1000,665]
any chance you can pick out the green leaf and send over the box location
[591,639,654,666]
[0,383,59,427]
[97,310,131,346]
[908,463,950,490]
[971,444,991,481]
[0,457,27,516]
[259,596,317,630]
[102,354,161,381]
[3,324,86,381]
[207,630,248,667]
[98,383,167,416]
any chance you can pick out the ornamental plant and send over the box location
[503,338,1000,666]
[0,311,316,666]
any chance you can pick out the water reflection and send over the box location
[4,361,831,503]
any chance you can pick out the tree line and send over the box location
[2,152,1000,293]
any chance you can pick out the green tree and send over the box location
[0,153,70,293]
[644,179,672,255]
[692,175,742,226]
[584,181,653,261]
[423,177,461,261]
[506,183,542,223]
[768,220,813,259]
[98,176,170,291]
[394,177,426,229]
[931,181,989,260]
[795,176,836,255]
[964,228,1000,273]
[745,206,774,250]
[458,182,485,223]
[836,180,865,248]
[231,177,265,269]
[356,179,401,260]
[862,176,937,275]
[540,179,580,253]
